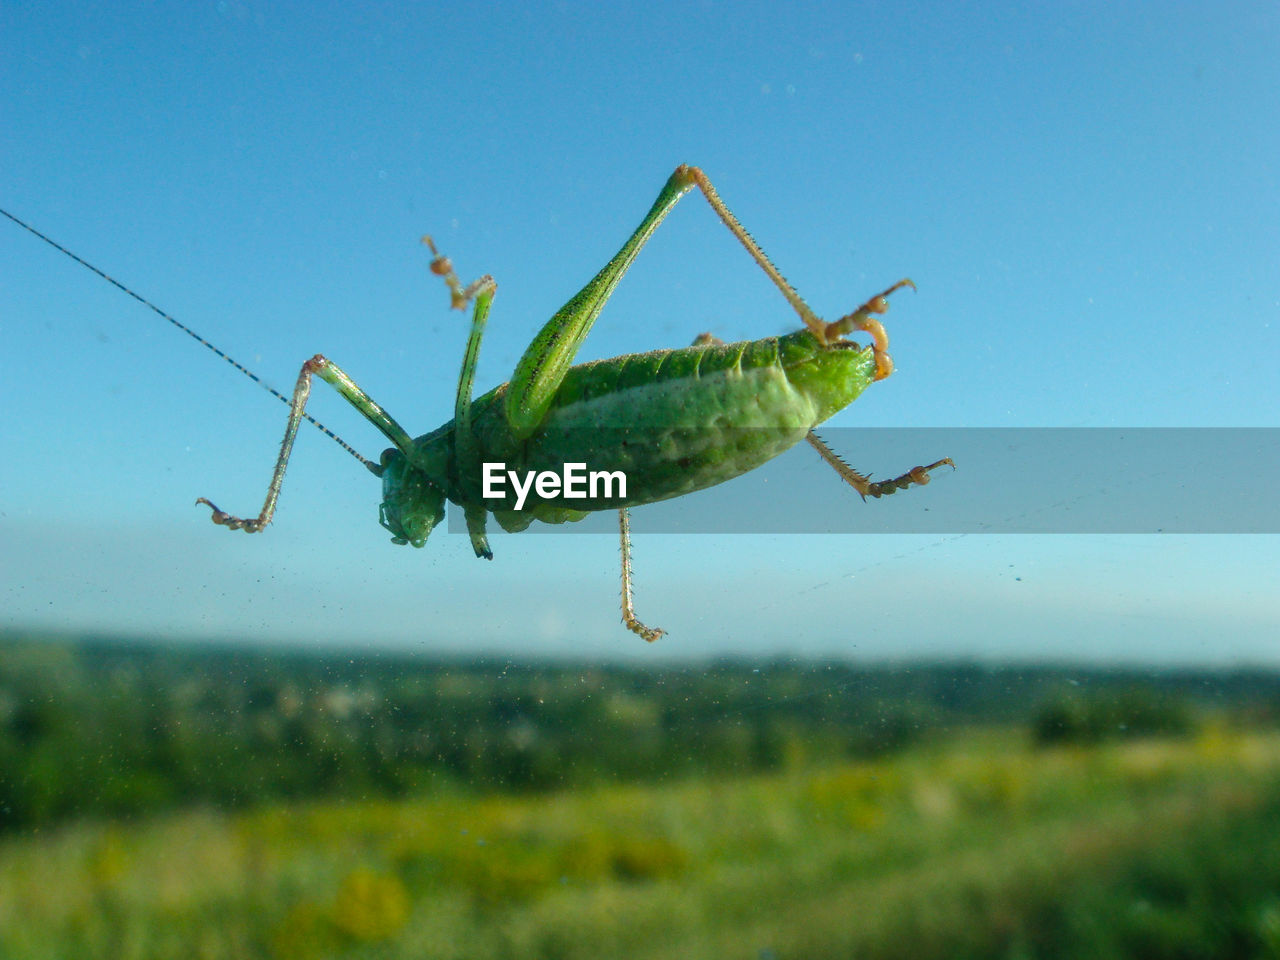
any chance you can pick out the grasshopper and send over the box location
[4,165,951,642]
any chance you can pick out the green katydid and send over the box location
[2,165,951,642]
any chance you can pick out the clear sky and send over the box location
[2,1,1277,663]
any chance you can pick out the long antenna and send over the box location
[1,207,373,470]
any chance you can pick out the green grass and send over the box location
[3,727,1279,959]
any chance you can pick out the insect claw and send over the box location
[195,496,224,520]
[824,278,915,380]
[863,457,956,498]
[422,235,468,310]
[630,624,665,643]
[422,235,496,311]
[196,497,264,533]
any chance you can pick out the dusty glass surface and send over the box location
[2,3,1277,957]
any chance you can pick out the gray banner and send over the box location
[445,428,1280,534]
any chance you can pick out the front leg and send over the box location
[198,355,411,532]
[421,236,498,499]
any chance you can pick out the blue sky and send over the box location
[2,1,1277,662]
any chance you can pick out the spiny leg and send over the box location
[420,237,497,444]
[805,431,954,501]
[684,166,921,376]
[198,356,414,532]
[423,236,498,559]
[619,508,663,643]
[680,167,916,368]
[678,165,825,338]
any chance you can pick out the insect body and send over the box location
[386,324,898,536]
[5,165,951,642]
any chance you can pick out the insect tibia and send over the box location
[673,164,825,340]
[618,508,664,643]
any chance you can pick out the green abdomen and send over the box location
[472,330,876,512]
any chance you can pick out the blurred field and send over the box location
[4,725,1280,959]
